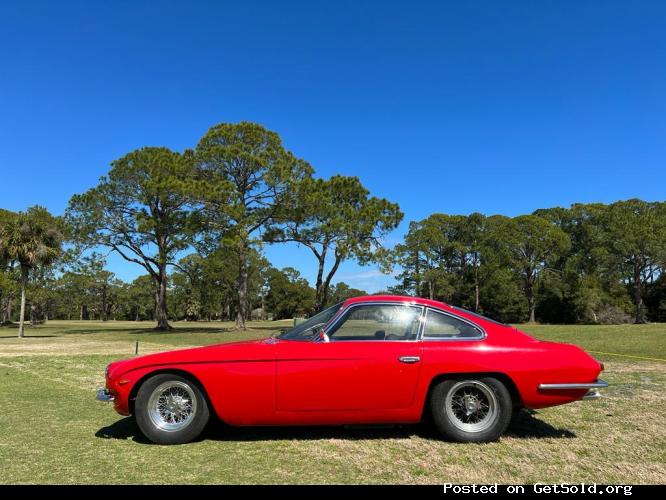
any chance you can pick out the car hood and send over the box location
[107,338,276,379]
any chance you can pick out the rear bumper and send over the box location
[538,379,608,390]
[582,389,602,400]
[96,388,115,402]
[538,379,608,401]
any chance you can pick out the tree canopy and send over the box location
[2,121,665,329]
[0,206,62,337]
[192,122,313,328]
[265,175,403,310]
[66,147,195,330]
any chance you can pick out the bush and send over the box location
[594,305,632,325]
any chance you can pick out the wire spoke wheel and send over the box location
[147,381,198,432]
[445,380,498,433]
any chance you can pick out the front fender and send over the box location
[107,360,276,424]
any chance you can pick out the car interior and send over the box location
[327,305,422,341]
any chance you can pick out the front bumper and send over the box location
[538,379,608,400]
[96,388,115,402]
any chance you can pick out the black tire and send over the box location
[135,373,210,445]
[430,377,512,443]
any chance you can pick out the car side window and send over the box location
[423,309,483,339]
[327,304,422,341]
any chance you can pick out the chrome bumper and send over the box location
[539,379,608,400]
[96,388,115,402]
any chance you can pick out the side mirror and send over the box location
[317,330,330,343]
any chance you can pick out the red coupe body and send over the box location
[102,295,604,429]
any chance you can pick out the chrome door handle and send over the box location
[398,356,421,364]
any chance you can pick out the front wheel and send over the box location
[430,377,511,443]
[135,373,210,445]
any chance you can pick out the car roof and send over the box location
[341,295,507,329]
[343,294,454,310]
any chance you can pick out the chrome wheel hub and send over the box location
[462,395,481,415]
[147,381,197,432]
[445,380,498,433]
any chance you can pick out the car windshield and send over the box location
[278,302,343,341]
[450,306,507,327]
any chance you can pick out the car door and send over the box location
[276,302,424,411]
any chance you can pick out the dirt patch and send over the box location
[0,336,196,357]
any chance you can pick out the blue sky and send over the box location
[1,1,665,291]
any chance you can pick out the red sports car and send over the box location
[97,295,607,444]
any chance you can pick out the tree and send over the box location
[486,215,570,323]
[67,147,195,330]
[532,203,636,324]
[265,175,402,311]
[645,273,666,323]
[0,209,15,268]
[0,209,17,324]
[0,269,18,324]
[392,213,484,310]
[193,246,240,321]
[67,253,120,321]
[601,199,666,323]
[193,122,313,328]
[459,213,486,312]
[265,267,315,319]
[169,241,273,322]
[57,270,91,320]
[327,282,367,306]
[125,275,156,321]
[478,264,528,323]
[170,254,206,321]
[0,206,62,338]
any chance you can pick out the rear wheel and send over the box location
[135,373,210,445]
[430,377,511,442]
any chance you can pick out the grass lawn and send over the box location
[0,320,664,484]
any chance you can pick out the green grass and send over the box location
[0,319,293,345]
[0,320,664,484]
[515,322,666,361]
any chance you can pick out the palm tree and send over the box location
[0,207,62,338]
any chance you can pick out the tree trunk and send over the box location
[313,251,327,312]
[474,261,480,312]
[527,287,536,323]
[414,250,421,297]
[154,269,172,330]
[18,266,28,338]
[101,288,108,322]
[261,292,266,320]
[634,263,645,324]
[320,253,342,312]
[235,241,248,329]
